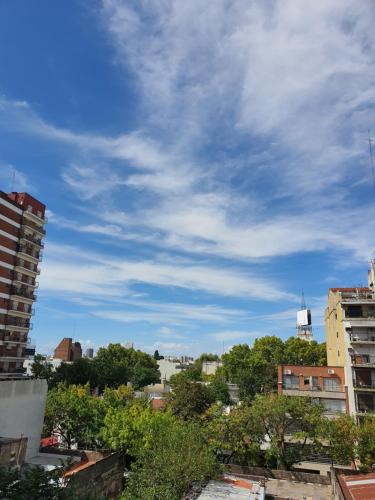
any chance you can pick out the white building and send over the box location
[0,378,47,459]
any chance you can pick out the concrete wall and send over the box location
[69,452,124,499]
[0,378,47,459]
[226,464,332,485]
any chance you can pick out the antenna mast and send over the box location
[10,168,16,192]
[368,130,375,192]
[296,291,313,342]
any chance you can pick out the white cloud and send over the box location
[40,242,295,302]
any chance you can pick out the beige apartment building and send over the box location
[325,261,375,417]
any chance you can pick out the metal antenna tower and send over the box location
[368,130,375,192]
[10,168,16,192]
[296,291,313,342]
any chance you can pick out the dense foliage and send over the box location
[121,420,218,500]
[0,465,95,500]
[33,344,160,390]
[222,336,326,399]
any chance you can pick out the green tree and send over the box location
[31,354,54,386]
[102,384,134,409]
[250,394,324,470]
[169,365,202,385]
[222,337,327,401]
[52,358,98,388]
[121,419,218,500]
[207,377,231,405]
[323,415,357,468]
[283,338,327,366]
[44,383,105,449]
[222,338,283,400]
[357,415,375,471]
[0,465,94,499]
[93,344,160,390]
[222,344,251,383]
[101,399,175,458]
[168,379,213,419]
[202,403,262,465]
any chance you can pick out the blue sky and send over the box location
[0,0,375,357]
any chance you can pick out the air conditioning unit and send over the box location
[284,369,292,375]
[328,369,335,374]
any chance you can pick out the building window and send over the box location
[283,375,299,389]
[322,399,345,414]
[323,377,340,391]
[304,376,310,386]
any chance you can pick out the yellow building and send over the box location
[325,280,375,416]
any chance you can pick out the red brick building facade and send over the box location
[278,365,349,416]
[0,191,46,377]
[53,337,82,362]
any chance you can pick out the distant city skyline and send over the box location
[0,1,374,356]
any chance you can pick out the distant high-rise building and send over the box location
[85,347,94,358]
[53,337,82,362]
[0,191,46,378]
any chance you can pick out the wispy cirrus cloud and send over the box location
[40,242,294,302]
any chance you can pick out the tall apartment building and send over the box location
[325,261,375,417]
[0,191,46,378]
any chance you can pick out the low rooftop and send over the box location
[198,475,265,499]
[338,472,375,499]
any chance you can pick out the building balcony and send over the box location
[12,274,38,288]
[352,356,375,367]
[4,319,32,332]
[0,336,28,346]
[7,307,32,318]
[357,407,375,414]
[20,232,44,249]
[17,246,41,265]
[14,264,38,278]
[10,287,36,301]
[21,219,46,236]
[353,381,375,391]
[23,209,47,226]
[0,367,27,377]
[350,335,375,344]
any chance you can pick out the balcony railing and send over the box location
[6,317,31,328]
[21,219,46,236]
[17,244,41,261]
[10,289,37,301]
[353,380,375,389]
[352,356,375,366]
[350,335,375,343]
[20,231,44,248]
[357,407,375,414]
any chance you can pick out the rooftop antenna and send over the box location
[10,168,16,192]
[368,130,375,192]
[301,290,306,310]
